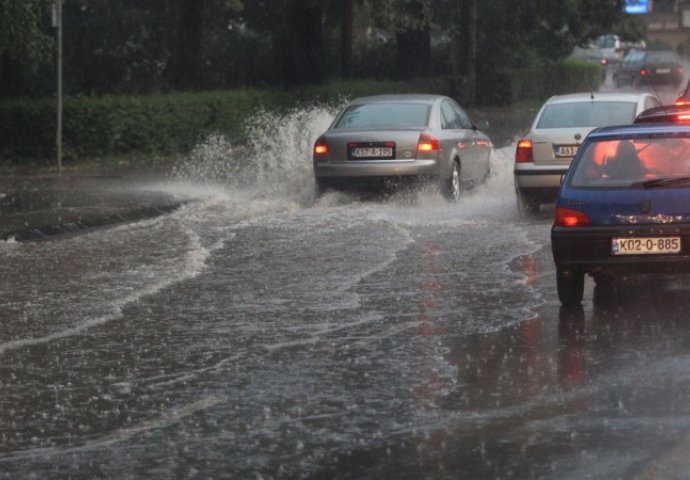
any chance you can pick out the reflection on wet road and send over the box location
[4,106,690,478]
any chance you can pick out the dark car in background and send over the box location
[552,124,690,305]
[613,49,684,89]
[594,34,646,80]
[635,105,690,124]
[313,94,492,200]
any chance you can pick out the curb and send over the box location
[2,202,187,243]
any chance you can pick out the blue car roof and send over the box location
[588,123,690,140]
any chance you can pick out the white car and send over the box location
[513,92,662,214]
[595,34,622,74]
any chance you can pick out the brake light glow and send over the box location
[678,114,690,122]
[417,133,440,152]
[515,139,533,163]
[601,58,608,66]
[555,207,591,227]
[676,99,690,106]
[640,69,649,76]
[314,138,328,155]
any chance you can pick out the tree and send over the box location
[341,0,356,77]
[461,0,477,102]
[62,0,176,94]
[0,0,54,97]
[283,0,326,85]
[170,0,244,90]
[476,0,623,72]
[370,0,434,79]
[243,0,326,86]
[0,0,627,97]
[171,0,206,89]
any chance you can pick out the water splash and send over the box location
[170,104,523,220]
[172,105,340,202]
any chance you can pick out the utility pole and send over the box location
[53,0,63,175]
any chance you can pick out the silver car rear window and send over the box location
[536,102,637,129]
[334,103,431,129]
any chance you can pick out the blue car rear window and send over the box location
[334,103,431,129]
[537,102,637,129]
[570,136,690,188]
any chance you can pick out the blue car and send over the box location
[551,124,690,305]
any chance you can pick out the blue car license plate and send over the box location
[612,237,681,255]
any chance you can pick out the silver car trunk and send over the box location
[324,129,425,162]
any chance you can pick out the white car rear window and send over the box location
[537,102,637,129]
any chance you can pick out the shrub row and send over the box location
[509,61,602,101]
[0,89,284,160]
[0,61,601,162]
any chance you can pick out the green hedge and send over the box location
[508,60,602,101]
[0,62,601,162]
[0,89,284,160]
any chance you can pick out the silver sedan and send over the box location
[313,94,492,200]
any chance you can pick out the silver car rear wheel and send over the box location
[444,161,461,201]
[315,178,330,196]
[516,192,540,217]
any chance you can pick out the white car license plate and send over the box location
[612,237,681,255]
[656,68,671,74]
[555,145,579,158]
[351,147,393,158]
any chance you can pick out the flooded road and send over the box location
[3,103,690,479]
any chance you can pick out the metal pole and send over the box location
[56,0,63,175]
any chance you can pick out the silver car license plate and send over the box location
[612,237,681,255]
[350,147,393,158]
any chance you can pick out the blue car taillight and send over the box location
[554,207,591,227]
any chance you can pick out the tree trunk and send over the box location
[462,0,477,104]
[395,28,431,79]
[465,0,477,78]
[341,0,355,77]
[0,50,19,98]
[449,1,463,77]
[276,0,325,86]
[0,51,5,97]
[172,0,205,90]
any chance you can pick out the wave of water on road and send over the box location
[170,104,525,218]
[0,106,537,351]
[165,104,540,309]
[0,107,548,478]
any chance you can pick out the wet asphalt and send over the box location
[0,173,185,242]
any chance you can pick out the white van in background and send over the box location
[595,34,623,71]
